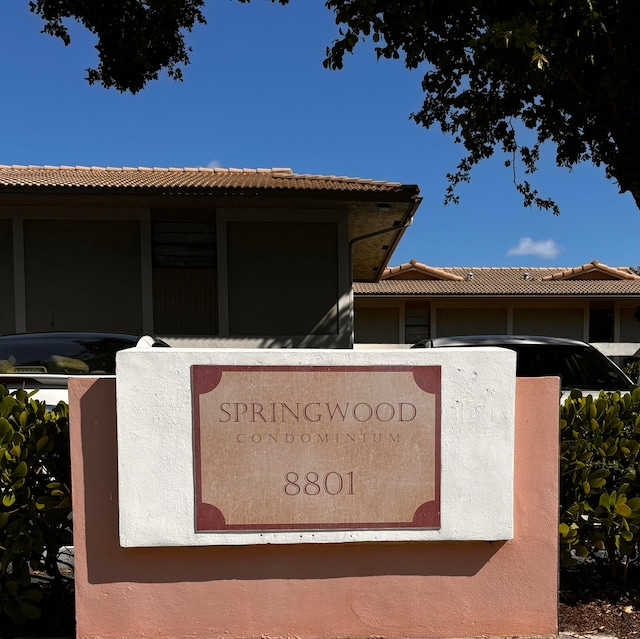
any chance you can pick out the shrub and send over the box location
[624,358,640,385]
[560,387,640,580]
[0,385,72,630]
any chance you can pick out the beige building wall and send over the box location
[353,300,429,345]
[512,306,584,339]
[1,205,354,348]
[217,209,352,348]
[620,305,640,342]
[24,219,143,333]
[226,220,339,336]
[0,219,15,334]
[353,299,612,345]
[436,306,508,337]
[1,207,152,335]
[354,304,401,344]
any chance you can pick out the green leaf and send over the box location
[3,600,25,625]
[21,588,43,604]
[35,435,49,452]
[615,503,632,517]
[0,396,16,418]
[2,493,15,507]
[12,461,28,478]
[626,497,640,511]
[0,417,12,437]
[18,599,41,620]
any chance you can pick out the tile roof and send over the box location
[542,260,640,281]
[0,164,417,195]
[0,164,422,283]
[354,259,640,296]
[382,259,464,281]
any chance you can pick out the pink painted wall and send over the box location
[70,376,559,639]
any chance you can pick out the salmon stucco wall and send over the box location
[70,376,559,639]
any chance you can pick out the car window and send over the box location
[0,336,138,375]
[511,344,632,391]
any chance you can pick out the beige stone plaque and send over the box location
[193,366,440,531]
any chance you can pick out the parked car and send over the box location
[0,331,170,407]
[411,335,636,398]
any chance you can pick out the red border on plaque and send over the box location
[192,365,441,532]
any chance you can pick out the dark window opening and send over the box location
[589,306,614,342]
[151,221,218,335]
[405,303,430,344]
[152,222,216,268]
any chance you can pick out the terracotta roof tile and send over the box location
[354,260,640,296]
[383,259,464,281]
[543,259,640,281]
[0,164,414,195]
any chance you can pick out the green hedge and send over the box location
[0,385,72,628]
[624,359,640,385]
[560,387,640,579]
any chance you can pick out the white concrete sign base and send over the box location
[116,348,516,546]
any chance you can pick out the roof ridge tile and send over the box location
[0,164,298,174]
[382,259,464,281]
[542,260,640,281]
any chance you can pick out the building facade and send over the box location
[354,259,640,363]
[0,165,421,348]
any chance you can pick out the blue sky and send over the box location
[1,1,639,269]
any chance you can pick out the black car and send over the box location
[0,331,169,406]
[411,335,635,397]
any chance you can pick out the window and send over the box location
[589,304,614,342]
[152,221,218,336]
[405,303,430,344]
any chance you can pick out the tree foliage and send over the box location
[29,0,206,93]
[26,0,640,211]
[313,0,640,212]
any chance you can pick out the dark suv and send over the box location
[411,335,635,397]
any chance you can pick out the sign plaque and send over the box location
[192,365,441,532]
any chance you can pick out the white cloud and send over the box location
[206,159,222,169]
[507,237,561,260]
